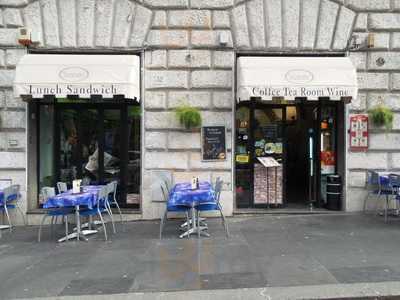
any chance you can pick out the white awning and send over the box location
[14,54,140,100]
[237,57,357,102]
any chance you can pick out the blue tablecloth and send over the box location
[43,185,104,209]
[168,181,215,207]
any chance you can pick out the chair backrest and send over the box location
[214,177,223,204]
[57,182,68,194]
[97,185,109,208]
[160,183,169,202]
[0,179,12,189]
[107,181,117,195]
[41,187,56,201]
[3,184,20,202]
[82,177,91,185]
[366,170,379,190]
[389,174,400,190]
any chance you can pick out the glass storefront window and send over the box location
[39,105,54,203]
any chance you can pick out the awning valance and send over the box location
[237,57,357,102]
[14,54,140,100]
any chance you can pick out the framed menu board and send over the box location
[201,126,226,161]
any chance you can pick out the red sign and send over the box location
[349,114,368,151]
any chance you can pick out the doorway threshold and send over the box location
[234,207,343,216]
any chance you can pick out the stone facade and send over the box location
[0,0,399,223]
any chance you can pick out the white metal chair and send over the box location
[38,187,73,242]
[107,181,124,225]
[1,184,26,232]
[56,182,68,194]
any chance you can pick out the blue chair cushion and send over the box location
[196,203,219,211]
[46,208,74,216]
[167,204,189,212]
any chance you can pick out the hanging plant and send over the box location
[368,105,393,131]
[175,105,202,130]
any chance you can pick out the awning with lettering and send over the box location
[14,54,140,100]
[237,57,357,102]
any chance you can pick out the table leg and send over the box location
[179,206,209,238]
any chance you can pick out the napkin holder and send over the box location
[191,177,199,190]
[72,179,82,194]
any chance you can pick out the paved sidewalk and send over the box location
[1,213,400,299]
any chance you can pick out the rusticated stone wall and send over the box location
[0,0,399,223]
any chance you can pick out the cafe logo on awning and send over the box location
[59,67,89,82]
[285,69,314,84]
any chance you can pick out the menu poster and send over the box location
[202,126,226,161]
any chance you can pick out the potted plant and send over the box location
[175,105,202,130]
[368,105,394,131]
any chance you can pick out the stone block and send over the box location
[145,50,167,69]
[94,0,114,47]
[201,111,232,129]
[0,131,26,150]
[173,171,211,183]
[77,0,95,47]
[0,70,15,87]
[191,70,232,88]
[111,0,134,47]
[369,133,400,150]
[0,11,3,27]
[6,49,25,67]
[145,111,180,129]
[348,171,366,188]
[168,91,211,108]
[145,131,167,149]
[0,151,26,169]
[168,131,201,149]
[23,2,43,45]
[41,0,60,47]
[349,92,366,111]
[152,11,167,28]
[0,110,25,128]
[345,188,367,212]
[147,30,189,48]
[369,13,400,30]
[354,13,368,31]
[347,152,388,169]
[395,0,400,11]
[347,0,391,11]
[189,152,231,170]
[213,91,232,109]
[191,30,233,48]
[0,50,4,66]
[368,52,400,70]
[283,0,300,49]
[190,0,233,8]
[315,0,339,50]
[145,70,188,89]
[168,50,211,68]
[0,0,28,6]
[367,93,400,111]
[392,33,400,49]
[333,6,356,50]
[246,0,265,49]
[0,29,18,46]
[392,113,400,130]
[392,153,400,168]
[168,10,211,28]
[3,8,23,27]
[357,72,389,90]
[144,91,167,109]
[349,52,366,71]
[213,10,230,29]
[144,0,188,8]
[0,90,4,107]
[300,0,320,49]
[129,4,153,47]
[145,151,188,169]
[392,74,400,91]
[5,89,24,108]
[59,0,76,47]
[266,0,282,48]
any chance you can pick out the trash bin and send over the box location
[326,175,341,210]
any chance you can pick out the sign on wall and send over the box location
[201,126,226,161]
[349,114,369,151]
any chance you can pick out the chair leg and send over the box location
[98,210,108,241]
[3,206,12,232]
[218,204,229,238]
[50,216,55,237]
[38,214,49,242]
[159,209,168,239]
[186,211,190,239]
[197,210,201,239]
[113,201,124,224]
[65,215,69,241]
[385,195,389,223]
[363,192,371,213]
[106,202,116,234]
[15,204,26,226]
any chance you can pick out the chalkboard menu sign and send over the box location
[201,126,226,161]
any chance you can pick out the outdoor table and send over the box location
[43,185,104,242]
[169,181,216,238]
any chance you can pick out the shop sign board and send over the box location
[201,126,226,161]
[349,114,368,151]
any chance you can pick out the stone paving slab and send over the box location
[1,214,400,299]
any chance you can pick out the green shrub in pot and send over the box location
[368,105,393,131]
[175,106,202,130]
